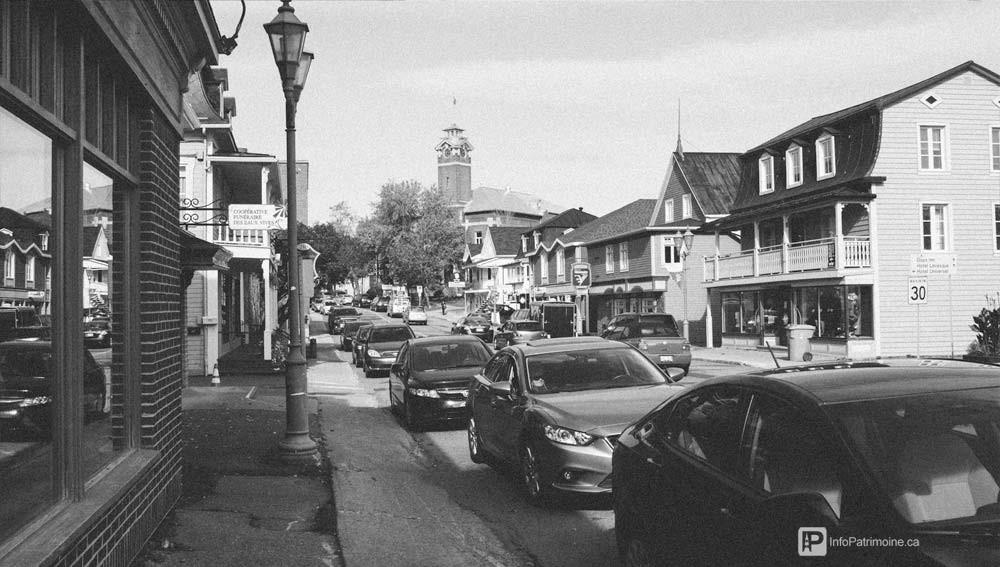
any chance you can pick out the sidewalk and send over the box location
[135,312,842,566]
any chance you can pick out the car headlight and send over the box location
[410,388,440,398]
[543,424,594,446]
[20,395,52,407]
[367,349,382,357]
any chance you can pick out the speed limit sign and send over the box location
[908,277,927,304]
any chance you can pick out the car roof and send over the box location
[701,359,1000,405]
[0,339,51,350]
[368,321,410,329]
[407,335,486,347]
[510,336,618,354]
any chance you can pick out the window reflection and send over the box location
[81,164,116,477]
[0,106,55,540]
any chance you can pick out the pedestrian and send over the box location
[440,299,446,315]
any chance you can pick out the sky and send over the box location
[208,0,1000,224]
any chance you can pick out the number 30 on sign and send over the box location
[908,277,927,304]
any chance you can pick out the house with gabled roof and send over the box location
[531,146,742,342]
[0,207,51,310]
[703,61,1000,359]
[461,226,525,312]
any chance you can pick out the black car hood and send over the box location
[410,366,484,387]
[531,384,684,436]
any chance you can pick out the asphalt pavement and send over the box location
[133,305,840,566]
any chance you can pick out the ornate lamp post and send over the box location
[265,0,316,461]
[675,229,695,340]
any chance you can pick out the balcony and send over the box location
[704,237,871,282]
[211,225,267,247]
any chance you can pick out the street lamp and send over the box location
[675,229,695,340]
[265,0,316,461]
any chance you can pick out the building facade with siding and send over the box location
[705,61,1000,359]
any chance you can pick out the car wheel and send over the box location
[467,416,491,464]
[519,442,550,505]
[403,393,421,431]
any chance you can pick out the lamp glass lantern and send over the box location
[264,1,309,83]
[293,51,314,101]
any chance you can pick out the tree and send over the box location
[368,180,464,298]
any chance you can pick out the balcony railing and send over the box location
[212,225,267,247]
[704,236,871,282]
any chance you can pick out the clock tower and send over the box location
[436,124,473,204]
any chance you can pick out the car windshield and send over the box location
[0,349,52,378]
[85,321,110,331]
[369,327,414,342]
[514,321,543,331]
[410,307,425,313]
[828,388,1000,527]
[333,308,358,316]
[465,318,489,326]
[525,348,666,394]
[637,316,679,337]
[412,342,492,371]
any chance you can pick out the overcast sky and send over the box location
[209,1,1000,223]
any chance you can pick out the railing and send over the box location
[212,225,267,246]
[704,236,871,281]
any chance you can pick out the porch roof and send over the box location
[706,183,878,231]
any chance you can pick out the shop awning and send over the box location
[180,230,232,272]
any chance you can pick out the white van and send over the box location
[388,297,411,318]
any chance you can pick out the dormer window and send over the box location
[474,231,483,245]
[816,134,836,179]
[785,145,803,187]
[521,235,529,253]
[758,154,775,194]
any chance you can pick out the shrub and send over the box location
[970,305,1000,357]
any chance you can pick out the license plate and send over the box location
[659,355,674,362]
[444,400,466,408]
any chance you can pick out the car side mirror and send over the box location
[390,362,403,375]
[663,367,687,383]
[759,491,838,530]
[489,380,512,399]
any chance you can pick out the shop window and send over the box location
[793,285,872,339]
[722,291,760,335]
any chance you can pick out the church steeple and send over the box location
[436,124,473,204]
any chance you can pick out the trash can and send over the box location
[307,338,317,359]
[786,324,815,362]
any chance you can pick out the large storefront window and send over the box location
[0,104,55,541]
[81,164,118,477]
[794,285,873,339]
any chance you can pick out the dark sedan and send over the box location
[451,315,494,342]
[467,337,685,505]
[341,320,372,353]
[0,340,107,437]
[360,322,415,377]
[388,335,493,430]
[83,319,112,348]
[613,359,1000,567]
[327,307,361,335]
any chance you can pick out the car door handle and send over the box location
[718,507,737,520]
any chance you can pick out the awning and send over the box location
[180,230,232,272]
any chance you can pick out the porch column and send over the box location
[263,259,273,361]
[782,214,790,274]
[713,231,720,282]
[705,287,714,348]
[204,271,220,374]
[752,220,760,277]
[239,272,249,343]
[835,203,845,270]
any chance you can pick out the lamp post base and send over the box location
[279,347,318,463]
[278,435,318,463]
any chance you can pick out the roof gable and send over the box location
[561,199,657,246]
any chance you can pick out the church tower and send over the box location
[435,124,473,204]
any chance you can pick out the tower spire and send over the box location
[676,99,684,160]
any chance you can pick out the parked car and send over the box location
[612,358,1000,567]
[371,297,388,313]
[451,315,494,343]
[492,319,547,349]
[359,322,415,377]
[0,340,107,437]
[351,324,374,366]
[353,294,371,309]
[341,320,372,352]
[320,299,337,315]
[403,306,428,325]
[388,335,493,430]
[327,307,361,335]
[0,306,48,343]
[83,319,112,348]
[467,337,685,505]
[601,312,691,373]
[388,297,411,318]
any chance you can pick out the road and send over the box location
[310,307,742,567]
